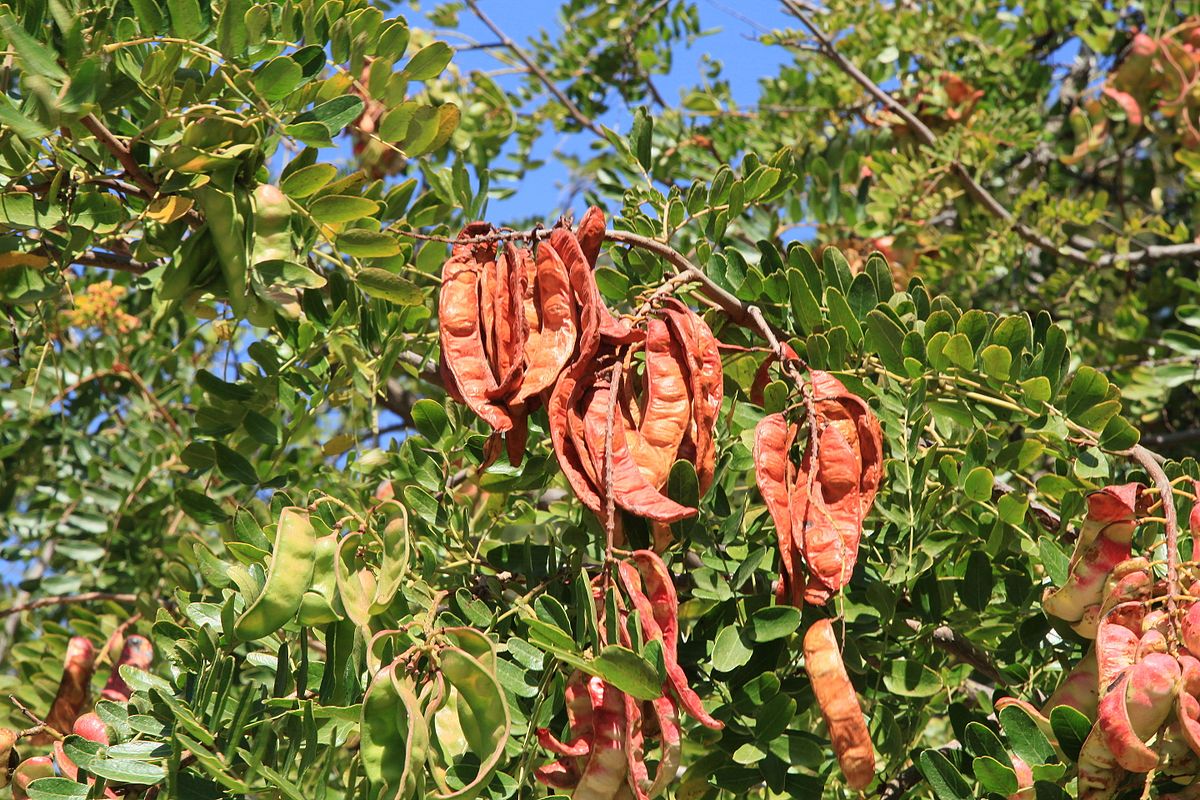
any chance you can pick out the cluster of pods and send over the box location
[534,550,722,799]
[437,209,721,538]
[752,366,884,607]
[359,625,510,800]
[751,363,884,790]
[1,633,154,799]
[1000,482,1200,799]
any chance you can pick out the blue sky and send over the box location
[421,0,796,221]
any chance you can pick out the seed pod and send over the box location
[1097,605,1142,697]
[1190,480,1200,560]
[581,380,696,523]
[35,636,95,745]
[616,555,722,730]
[101,634,153,702]
[438,224,513,433]
[803,618,876,790]
[571,677,630,800]
[234,506,317,641]
[624,318,690,490]
[514,241,576,403]
[755,413,800,605]
[10,756,53,800]
[794,371,884,604]
[1043,486,1145,624]
[1097,652,1179,772]
[570,208,637,343]
[1042,647,1099,721]
[659,300,722,495]
[0,729,16,790]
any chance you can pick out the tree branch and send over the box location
[1,592,138,619]
[79,114,158,197]
[463,0,606,139]
[779,0,1200,269]
[905,618,1007,687]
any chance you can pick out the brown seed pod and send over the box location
[33,636,95,746]
[803,618,876,790]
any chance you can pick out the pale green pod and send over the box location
[233,507,317,641]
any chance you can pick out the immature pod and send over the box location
[297,533,342,626]
[432,647,511,800]
[438,223,513,432]
[1097,652,1180,772]
[234,506,317,641]
[803,618,876,790]
[1077,723,1123,800]
[9,756,53,800]
[1042,648,1100,721]
[1190,479,1200,560]
[335,531,378,629]
[101,635,153,702]
[645,696,682,798]
[36,637,95,745]
[571,677,630,800]
[370,508,411,616]
[360,663,429,800]
[1044,537,1137,625]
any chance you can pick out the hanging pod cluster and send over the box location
[360,626,510,800]
[753,367,883,606]
[998,484,1200,799]
[437,208,721,537]
[535,550,722,799]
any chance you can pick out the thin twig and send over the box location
[462,0,606,138]
[779,0,1200,269]
[905,618,1008,686]
[1127,443,1181,647]
[1,592,138,619]
[9,696,64,741]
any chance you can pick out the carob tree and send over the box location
[2,2,1200,800]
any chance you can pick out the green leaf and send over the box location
[338,230,401,258]
[255,57,303,101]
[310,195,379,224]
[632,106,653,171]
[747,605,802,642]
[165,0,203,39]
[883,659,943,697]
[403,41,453,80]
[865,310,906,374]
[590,645,662,701]
[356,267,422,304]
[411,399,449,442]
[214,442,259,485]
[1048,705,1092,763]
[295,96,364,135]
[972,756,1017,795]
[979,344,1012,381]
[1099,415,1139,451]
[1063,366,1109,419]
[963,466,994,502]
[667,459,699,542]
[712,624,753,672]
[280,163,338,199]
[24,778,89,800]
[998,704,1056,767]
[1037,537,1068,586]
[960,550,993,612]
[0,11,67,81]
[918,750,971,800]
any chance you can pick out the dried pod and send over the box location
[803,618,876,790]
[1097,653,1179,772]
[35,636,95,746]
